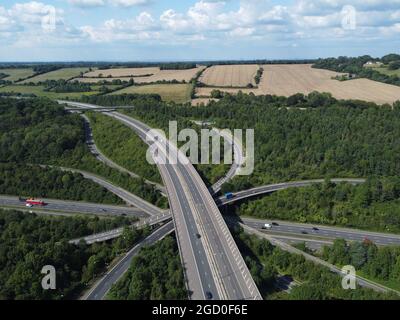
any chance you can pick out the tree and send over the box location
[388,61,400,70]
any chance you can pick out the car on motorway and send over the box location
[196,233,201,239]
[301,230,308,235]
[312,227,319,231]
[25,203,33,208]
[272,222,279,226]
[225,192,234,200]
[205,291,213,300]
[262,223,272,229]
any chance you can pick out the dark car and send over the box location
[301,230,308,235]
[312,227,319,231]
[196,233,201,239]
[272,222,279,226]
[205,291,213,300]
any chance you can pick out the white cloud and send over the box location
[2,0,400,58]
[68,0,105,8]
[81,11,159,42]
[108,0,151,7]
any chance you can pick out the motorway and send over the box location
[241,223,400,295]
[49,165,164,217]
[241,217,400,247]
[59,100,262,300]
[84,221,174,300]
[0,195,147,218]
[67,178,368,244]
[217,178,366,206]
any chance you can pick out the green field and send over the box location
[110,83,192,103]
[374,67,400,77]
[0,68,35,82]
[0,85,100,99]
[20,67,92,83]
[365,65,400,77]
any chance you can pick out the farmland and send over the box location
[195,64,400,105]
[110,84,192,103]
[78,66,205,84]
[258,64,400,105]
[21,67,92,83]
[0,68,35,82]
[372,67,400,77]
[0,85,100,99]
[85,67,160,78]
[198,64,259,87]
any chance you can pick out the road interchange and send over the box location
[58,100,262,300]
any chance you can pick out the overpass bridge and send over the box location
[58,100,262,301]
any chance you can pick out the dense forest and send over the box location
[313,54,400,86]
[237,178,400,233]
[321,239,400,291]
[0,98,84,164]
[0,163,122,204]
[0,209,145,299]
[107,235,187,300]
[0,97,166,207]
[234,227,398,300]
[79,92,400,190]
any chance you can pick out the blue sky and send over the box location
[0,0,399,61]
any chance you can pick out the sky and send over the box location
[0,0,399,61]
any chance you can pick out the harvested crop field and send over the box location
[84,67,160,78]
[196,64,400,105]
[78,66,205,84]
[20,67,92,83]
[134,67,205,83]
[258,64,400,105]
[0,68,35,82]
[110,84,192,103]
[198,64,259,87]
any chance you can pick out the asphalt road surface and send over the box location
[0,195,147,218]
[58,100,261,301]
[218,178,366,206]
[54,165,164,217]
[84,221,174,300]
[241,223,400,295]
[241,217,400,246]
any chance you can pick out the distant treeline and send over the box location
[313,54,400,86]
[0,59,317,71]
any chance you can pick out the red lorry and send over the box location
[25,198,46,206]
